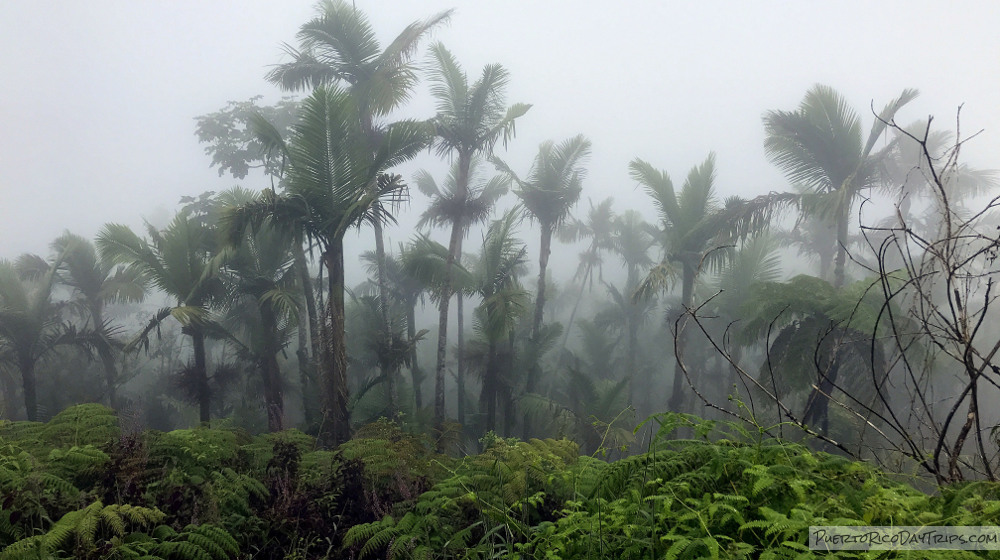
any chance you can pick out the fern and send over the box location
[0,500,165,559]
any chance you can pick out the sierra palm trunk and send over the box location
[483,339,499,432]
[372,214,398,417]
[19,356,38,422]
[321,248,351,446]
[833,206,849,288]
[294,244,319,425]
[260,305,285,432]
[668,263,696,413]
[407,302,422,409]
[456,235,466,426]
[97,347,120,411]
[434,151,472,432]
[523,224,553,439]
[189,328,211,424]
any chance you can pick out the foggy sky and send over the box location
[2,0,998,278]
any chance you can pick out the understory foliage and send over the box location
[3,405,1000,559]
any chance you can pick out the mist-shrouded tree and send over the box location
[267,0,450,419]
[556,197,616,358]
[463,210,529,434]
[739,275,891,440]
[424,41,530,433]
[763,84,917,287]
[494,135,591,411]
[196,99,323,428]
[98,211,222,424]
[50,232,147,410]
[227,86,429,446]
[415,157,507,426]
[630,153,781,413]
[360,245,434,412]
[195,96,300,181]
[883,118,998,237]
[211,188,301,432]
[0,254,72,421]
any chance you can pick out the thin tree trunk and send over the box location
[457,291,466,426]
[294,244,317,426]
[296,307,313,427]
[483,339,498,432]
[321,248,351,446]
[191,329,210,424]
[627,312,637,407]
[20,357,38,422]
[523,225,552,439]
[456,232,466,427]
[407,302,422,409]
[372,213,397,418]
[531,225,553,345]
[433,151,472,435]
[505,332,516,436]
[260,305,285,432]
[833,207,849,288]
[97,345,120,411]
[557,263,593,360]
[668,264,695,413]
[433,288,452,434]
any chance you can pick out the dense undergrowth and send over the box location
[1,405,999,559]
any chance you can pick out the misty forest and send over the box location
[4,2,1000,559]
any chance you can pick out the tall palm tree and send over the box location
[415,157,507,425]
[50,232,146,410]
[630,153,778,413]
[0,255,69,421]
[400,234,473,414]
[556,197,616,356]
[212,188,300,432]
[763,84,917,287]
[360,244,435,411]
[98,212,222,423]
[464,210,529,433]
[494,134,591,401]
[266,0,450,127]
[228,86,429,445]
[425,42,530,431]
[268,1,450,418]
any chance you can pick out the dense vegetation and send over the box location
[3,1,1000,556]
[4,405,1000,559]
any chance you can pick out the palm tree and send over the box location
[360,244,436,411]
[266,0,450,127]
[494,134,591,403]
[701,234,782,407]
[50,232,146,410]
[463,210,529,433]
[211,188,301,432]
[763,84,917,287]
[400,235,468,412]
[98,212,222,424]
[630,153,780,413]
[268,1,450,418]
[415,157,507,425]
[0,255,70,421]
[556,197,616,356]
[228,86,429,445]
[425,42,530,431]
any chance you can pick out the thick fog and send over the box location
[3,0,1000,466]
[3,1,998,265]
